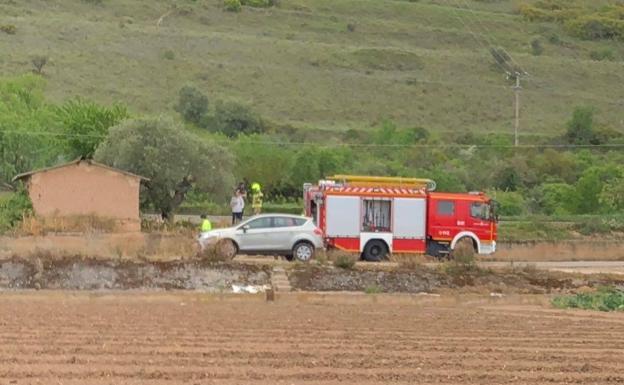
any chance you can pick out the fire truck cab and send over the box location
[303,175,497,261]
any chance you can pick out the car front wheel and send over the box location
[292,242,314,262]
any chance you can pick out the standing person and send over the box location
[236,181,247,217]
[200,214,212,232]
[230,190,244,225]
[251,182,263,215]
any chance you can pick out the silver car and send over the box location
[198,214,324,262]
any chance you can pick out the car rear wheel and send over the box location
[293,242,314,262]
[362,240,388,262]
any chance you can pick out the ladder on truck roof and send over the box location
[326,175,436,191]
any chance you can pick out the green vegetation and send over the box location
[57,98,128,158]
[0,24,17,35]
[364,284,383,294]
[0,189,32,232]
[334,255,356,269]
[552,287,624,312]
[519,1,624,41]
[223,0,241,12]
[1,1,624,238]
[94,118,235,220]
[1,0,623,133]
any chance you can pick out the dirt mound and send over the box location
[0,257,271,291]
[288,264,624,294]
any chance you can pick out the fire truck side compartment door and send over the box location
[393,198,426,238]
[326,196,360,237]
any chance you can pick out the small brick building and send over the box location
[13,159,147,232]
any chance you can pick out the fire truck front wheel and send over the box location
[362,240,389,262]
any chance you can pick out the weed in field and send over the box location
[589,48,615,61]
[575,219,611,236]
[334,255,356,270]
[0,25,17,35]
[31,55,48,75]
[20,214,117,235]
[393,255,425,270]
[224,0,242,12]
[314,251,328,266]
[163,50,175,60]
[364,284,383,294]
[552,287,624,312]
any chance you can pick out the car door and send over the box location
[428,199,458,241]
[271,217,299,251]
[236,217,274,252]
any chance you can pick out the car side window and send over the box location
[437,201,455,216]
[273,217,296,228]
[294,218,306,226]
[245,217,273,229]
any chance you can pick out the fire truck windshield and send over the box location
[470,202,493,221]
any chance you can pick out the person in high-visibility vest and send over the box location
[251,182,263,215]
[200,214,212,232]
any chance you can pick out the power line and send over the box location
[443,0,511,76]
[3,130,624,149]
[455,0,528,75]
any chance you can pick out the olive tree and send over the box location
[94,118,234,220]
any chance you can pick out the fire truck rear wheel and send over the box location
[362,240,388,262]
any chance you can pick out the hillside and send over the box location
[1,0,623,137]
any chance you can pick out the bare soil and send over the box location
[0,292,622,384]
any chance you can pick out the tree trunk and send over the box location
[160,177,194,222]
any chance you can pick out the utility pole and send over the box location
[513,73,522,147]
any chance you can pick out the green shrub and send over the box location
[566,16,624,41]
[364,284,383,294]
[537,183,577,215]
[0,25,17,35]
[334,255,356,269]
[600,177,624,211]
[56,98,129,159]
[530,39,544,56]
[547,33,562,45]
[574,219,611,236]
[175,86,209,126]
[589,48,615,61]
[241,0,271,7]
[552,287,624,312]
[163,50,175,60]
[519,2,624,41]
[566,106,596,145]
[212,100,265,137]
[31,55,48,75]
[490,190,526,216]
[224,0,242,12]
[0,189,32,233]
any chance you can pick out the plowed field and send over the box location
[0,292,623,384]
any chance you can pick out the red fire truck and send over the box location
[303,175,497,261]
